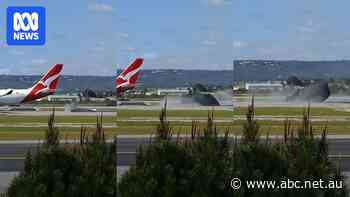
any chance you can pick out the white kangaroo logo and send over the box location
[13,12,39,31]
[35,73,60,95]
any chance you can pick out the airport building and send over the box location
[47,95,80,102]
[245,82,283,91]
[156,88,190,96]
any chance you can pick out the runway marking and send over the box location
[0,152,136,160]
[0,154,349,160]
[1,135,350,143]
[0,156,25,160]
[329,155,350,158]
[117,152,136,154]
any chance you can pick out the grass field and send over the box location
[0,122,349,140]
[2,107,350,123]
[0,107,349,139]
[114,107,350,117]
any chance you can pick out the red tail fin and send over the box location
[22,64,64,103]
[116,58,144,95]
[40,64,63,91]
[40,64,63,90]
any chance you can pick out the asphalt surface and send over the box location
[1,137,350,171]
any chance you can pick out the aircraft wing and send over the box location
[162,94,224,107]
[0,89,13,97]
[211,90,233,106]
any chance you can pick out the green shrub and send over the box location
[119,101,347,197]
[7,112,117,197]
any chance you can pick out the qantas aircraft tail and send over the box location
[116,58,144,95]
[39,64,64,91]
[22,64,64,103]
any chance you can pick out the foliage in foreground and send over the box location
[119,101,347,197]
[7,112,117,197]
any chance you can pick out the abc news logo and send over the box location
[7,7,46,45]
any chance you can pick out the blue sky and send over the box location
[233,0,350,61]
[0,0,349,75]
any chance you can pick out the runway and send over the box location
[1,136,350,171]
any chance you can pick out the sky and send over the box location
[0,0,349,75]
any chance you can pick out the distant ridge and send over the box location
[2,60,349,92]
[0,70,233,92]
[234,60,350,81]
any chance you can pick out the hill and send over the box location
[0,70,233,92]
[234,60,350,81]
[2,60,350,92]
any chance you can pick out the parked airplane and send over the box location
[68,58,144,112]
[116,58,144,96]
[0,64,63,106]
